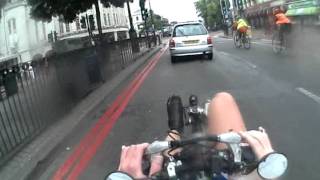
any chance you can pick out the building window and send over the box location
[136,16,139,21]
[107,13,111,26]
[76,17,80,30]
[59,22,64,34]
[103,13,107,26]
[42,22,46,40]
[65,23,70,32]
[8,21,12,34]
[116,14,119,24]
[7,18,16,34]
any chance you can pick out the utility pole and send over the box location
[126,0,139,52]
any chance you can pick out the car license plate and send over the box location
[183,40,199,45]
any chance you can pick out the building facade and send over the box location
[0,0,53,63]
[239,0,320,32]
[0,0,130,63]
[55,2,129,42]
[129,9,144,33]
[286,0,320,26]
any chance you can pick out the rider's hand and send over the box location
[239,127,274,160]
[118,143,163,178]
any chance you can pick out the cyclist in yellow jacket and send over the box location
[236,16,249,41]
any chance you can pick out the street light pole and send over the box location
[2,8,9,55]
[126,0,140,52]
[148,0,156,45]
[126,0,136,38]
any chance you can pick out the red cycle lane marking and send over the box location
[53,51,163,180]
[52,48,166,180]
[53,52,160,180]
[66,49,166,180]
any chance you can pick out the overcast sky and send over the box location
[130,0,200,23]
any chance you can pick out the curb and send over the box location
[0,45,162,180]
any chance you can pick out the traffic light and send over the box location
[88,15,95,30]
[80,16,87,29]
[142,9,149,21]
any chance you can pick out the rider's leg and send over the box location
[207,92,246,148]
[278,24,283,42]
[165,92,246,150]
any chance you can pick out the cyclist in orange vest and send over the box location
[273,8,292,41]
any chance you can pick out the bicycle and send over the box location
[233,31,251,49]
[106,95,288,180]
[143,95,287,179]
[272,29,287,54]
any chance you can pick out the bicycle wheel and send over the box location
[243,34,251,49]
[233,34,241,48]
[272,32,282,54]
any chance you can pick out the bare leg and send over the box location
[208,92,246,148]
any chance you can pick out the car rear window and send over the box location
[173,24,207,37]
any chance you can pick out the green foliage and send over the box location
[195,0,223,29]
[145,10,169,31]
[27,0,129,22]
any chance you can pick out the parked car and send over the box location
[169,22,213,63]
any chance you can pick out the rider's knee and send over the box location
[212,92,235,104]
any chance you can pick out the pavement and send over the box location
[2,36,320,180]
[0,45,162,180]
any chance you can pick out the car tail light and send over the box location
[207,36,213,44]
[169,39,175,48]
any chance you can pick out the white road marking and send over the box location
[251,41,272,47]
[296,87,320,104]
[243,59,257,69]
[219,51,257,69]
[261,38,272,42]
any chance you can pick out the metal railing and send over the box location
[0,36,159,166]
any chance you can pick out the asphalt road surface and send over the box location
[35,37,320,180]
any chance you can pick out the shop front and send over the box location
[286,0,320,26]
[245,0,286,32]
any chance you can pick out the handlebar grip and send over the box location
[142,155,151,176]
[241,145,258,174]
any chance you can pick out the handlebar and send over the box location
[146,132,241,155]
[144,132,257,179]
[144,95,256,179]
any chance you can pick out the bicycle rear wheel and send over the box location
[233,34,241,48]
[272,32,283,54]
[243,35,251,49]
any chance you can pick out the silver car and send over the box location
[169,22,213,63]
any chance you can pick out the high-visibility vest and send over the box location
[275,13,291,24]
[237,19,248,30]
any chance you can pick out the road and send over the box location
[34,37,320,180]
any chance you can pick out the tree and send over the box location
[27,0,130,39]
[0,0,7,19]
[145,11,168,31]
[195,0,223,30]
